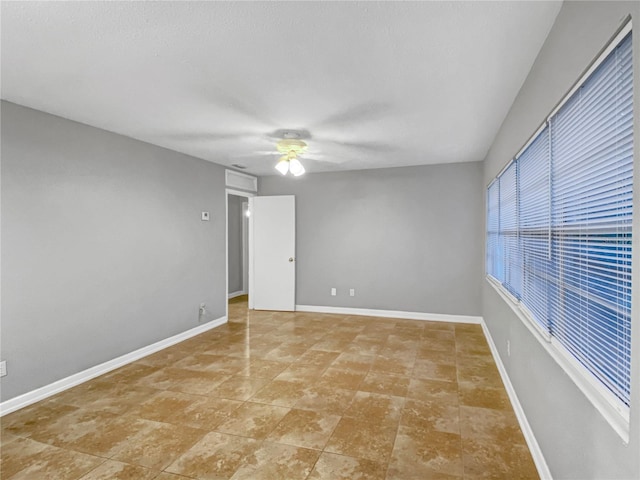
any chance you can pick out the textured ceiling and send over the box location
[1,1,562,176]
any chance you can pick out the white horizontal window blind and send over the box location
[518,126,551,332]
[485,30,633,409]
[549,31,633,406]
[487,181,501,281]
[500,163,521,298]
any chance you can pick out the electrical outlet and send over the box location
[330,288,336,296]
[349,289,355,297]
[198,303,206,323]
[0,360,7,377]
[201,212,210,221]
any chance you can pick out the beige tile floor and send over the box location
[1,297,539,479]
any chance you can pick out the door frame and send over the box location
[226,188,256,319]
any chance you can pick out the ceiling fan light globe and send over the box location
[275,158,290,175]
[289,158,305,176]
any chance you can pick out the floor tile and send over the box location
[264,345,309,363]
[48,381,157,415]
[420,332,456,353]
[1,436,53,478]
[406,377,459,402]
[0,429,21,446]
[209,375,271,401]
[110,420,205,470]
[266,408,341,450]
[401,398,460,435]
[275,363,329,383]
[294,349,341,368]
[416,347,457,365]
[324,417,398,462]
[2,401,79,439]
[153,473,193,480]
[127,390,200,422]
[462,437,539,479]
[456,356,503,387]
[293,385,357,415]
[343,391,404,424]
[412,359,457,382]
[458,381,512,411]
[370,355,413,376]
[459,405,525,444]
[421,321,455,332]
[455,327,492,357]
[214,402,290,439]
[166,396,243,431]
[317,367,367,390]
[250,379,308,407]
[228,441,320,480]
[388,425,463,478]
[174,353,249,374]
[165,431,260,479]
[330,353,375,372]
[359,371,410,397]
[135,348,191,368]
[2,437,103,480]
[312,337,353,352]
[99,363,160,384]
[307,452,387,480]
[237,359,289,378]
[30,409,145,457]
[77,460,158,479]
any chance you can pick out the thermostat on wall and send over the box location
[201,212,210,221]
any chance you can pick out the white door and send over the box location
[250,195,296,311]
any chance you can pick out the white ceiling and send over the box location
[1,1,562,176]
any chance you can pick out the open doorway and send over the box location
[227,193,250,305]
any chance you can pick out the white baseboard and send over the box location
[481,321,552,480]
[0,316,227,416]
[295,304,482,324]
[228,291,247,299]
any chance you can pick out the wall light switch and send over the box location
[201,212,210,221]
[349,289,355,297]
[331,288,337,296]
[0,360,6,377]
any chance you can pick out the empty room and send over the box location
[1,1,638,479]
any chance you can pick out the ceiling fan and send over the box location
[159,101,397,175]
[274,136,308,176]
[231,130,337,176]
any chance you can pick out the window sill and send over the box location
[485,275,630,444]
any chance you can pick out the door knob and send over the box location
[289,257,295,262]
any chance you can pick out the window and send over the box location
[486,26,633,432]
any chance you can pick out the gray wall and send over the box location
[1,101,227,402]
[227,194,244,294]
[260,162,483,316]
[482,2,639,479]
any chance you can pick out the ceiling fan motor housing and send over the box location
[276,139,308,155]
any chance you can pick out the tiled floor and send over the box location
[1,297,539,479]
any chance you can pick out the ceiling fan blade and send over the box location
[231,150,281,158]
[159,131,274,147]
[310,102,390,130]
[313,137,396,153]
